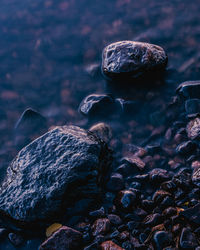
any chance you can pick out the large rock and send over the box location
[0,126,110,228]
[102,41,167,81]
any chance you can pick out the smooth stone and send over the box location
[149,168,170,183]
[187,118,200,140]
[153,231,172,250]
[79,94,115,117]
[0,126,110,228]
[89,122,112,143]
[185,99,200,118]
[176,141,196,155]
[102,41,167,81]
[107,214,122,226]
[114,190,136,211]
[176,81,200,99]
[180,204,200,225]
[14,108,47,149]
[89,207,105,218]
[179,228,198,249]
[121,156,145,171]
[40,226,83,250]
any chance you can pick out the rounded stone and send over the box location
[102,41,167,81]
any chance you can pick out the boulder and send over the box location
[0,126,111,229]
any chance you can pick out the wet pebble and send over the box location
[100,240,123,250]
[153,231,172,250]
[114,190,136,211]
[179,227,198,249]
[106,173,124,192]
[8,233,24,247]
[92,218,110,236]
[102,41,167,81]
[89,122,112,143]
[187,117,200,140]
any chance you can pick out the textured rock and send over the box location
[0,126,110,228]
[176,81,200,99]
[187,118,200,140]
[153,231,172,250]
[92,218,110,236]
[102,41,167,81]
[40,226,83,250]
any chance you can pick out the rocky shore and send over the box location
[0,41,200,249]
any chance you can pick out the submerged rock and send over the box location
[0,126,111,228]
[89,122,112,143]
[14,108,47,149]
[40,226,83,250]
[79,94,116,117]
[102,40,167,81]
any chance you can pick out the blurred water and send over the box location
[0,0,200,248]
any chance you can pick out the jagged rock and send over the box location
[0,126,111,229]
[40,226,83,250]
[102,41,167,81]
[186,117,200,140]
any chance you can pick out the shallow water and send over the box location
[0,0,200,248]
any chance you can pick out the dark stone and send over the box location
[40,226,83,250]
[0,126,111,228]
[114,190,136,211]
[187,118,200,140]
[161,181,176,192]
[153,231,172,250]
[185,99,200,118]
[79,94,115,117]
[121,156,145,171]
[176,141,196,155]
[180,204,200,226]
[149,168,170,183]
[89,207,105,218]
[143,213,163,227]
[192,167,200,186]
[14,108,47,149]
[106,173,124,192]
[179,228,198,249]
[8,232,24,247]
[176,81,200,99]
[92,218,110,236]
[102,41,167,81]
[107,214,122,226]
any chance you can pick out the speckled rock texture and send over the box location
[102,40,167,81]
[0,126,110,228]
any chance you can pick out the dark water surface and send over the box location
[0,0,200,248]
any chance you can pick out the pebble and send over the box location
[100,240,124,250]
[176,141,196,155]
[40,226,83,250]
[102,41,167,81]
[92,218,110,236]
[185,99,200,118]
[180,203,200,225]
[114,190,136,211]
[107,214,122,226]
[176,81,200,99]
[186,117,200,140]
[179,227,198,249]
[153,231,172,250]
[106,173,124,192]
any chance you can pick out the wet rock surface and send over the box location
[102,41,167,81]
[40,226,83,250]
[0,126,110,227]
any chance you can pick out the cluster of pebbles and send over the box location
[0,41,200,249]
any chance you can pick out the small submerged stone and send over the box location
[79,94,116,117]
[102,40,167,81]
[92,218,110,236]
[100,240,124,250]
[179,228,198,249]
[8,232,24,247]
